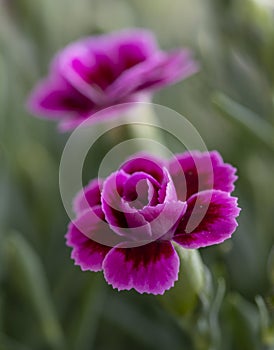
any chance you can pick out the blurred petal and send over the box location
[56,29,158,98]
[108,49,199,100]
[28,29,198,131]
[116,29,158,70]
[27,76,95,118]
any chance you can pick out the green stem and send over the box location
[125,103,169,157]
[160,246,206,317]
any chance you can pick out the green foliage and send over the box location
[0,0,274,349]
[161,247,206,316]
[6,232,64,350]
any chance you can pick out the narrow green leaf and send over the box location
[213,92,274,152]
[208,279,226,349]
[255,295,274,347]
[256,296,270,331]
[224,294,261,350]
[6,232,65,350]
[0,53,9,137]
[267,246,274,287]
[68,275,106,350]
[193,278,225,350]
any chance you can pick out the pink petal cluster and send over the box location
[27,29,198,131]
[66,151,240,295]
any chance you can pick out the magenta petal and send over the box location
[173,190,241,249]
[101,171,152,240]
[73,179,103,215]
[122,171,159,205]
[70,51,117,91]
[103,241,179,294]
[158,167,178,203]
[71,207,123,247]
[168,151,238,201]
[27,76,95,118]
[56,44,115,102]
[141,200,187,240]
[111,28,159,72]
[56,29,158,99]
[121,155,164,184]
[133,49,199,92]
[108,49,198,100]
[210,151,238,192]
[28,29,198,131]
[65,212,113,271]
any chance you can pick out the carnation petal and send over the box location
[158,167,178,203]
[108,49,199,100]
[121,155,164,184]
[28,29,198,131]
[103,241,179,294]
[73,179,103,215]
[173,190,241,249]
[114,28,159,71]
[56,29,158,100]
[27,76,95,118]
[101,171,152,241]
[140,200,187,240]
[65,210,114,271]
[122,171,159,206]
[168,151,238,201]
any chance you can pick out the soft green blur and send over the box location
[0,0,274,349]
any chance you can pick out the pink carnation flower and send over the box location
[65,151,240,295]
[27,29,198,131]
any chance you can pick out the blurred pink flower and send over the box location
[27,29,199,131]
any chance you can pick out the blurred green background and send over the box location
[1,0,274,349]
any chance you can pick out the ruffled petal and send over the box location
[108,49,199,100]
[173,190,241,249]
[27,76,95,118]
[140,200,187,240]
[55,29,158,100]
[158,167,178,203]
[65,208,114,271]
[133,49,199,92]
[28,29,198,131]
[101,171,152,241]
[113,29,158,71]
[73,179,103,215]
[122,171,159,206]
[121,154,164,184]
[168,151,238,201]
[103,241,179,294]
[56,43,117,101]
